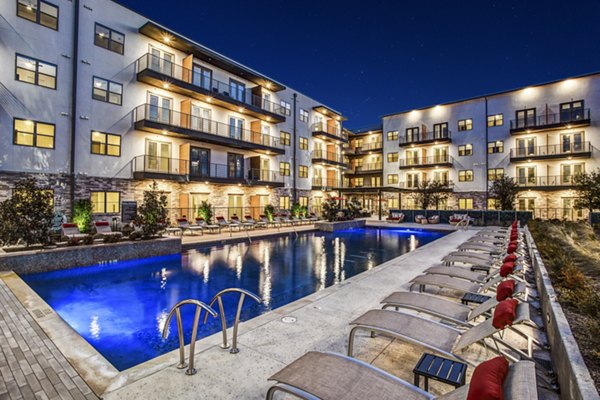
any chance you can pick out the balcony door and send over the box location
[560,100,584,123]
[192,64,212,90]
[518,198,535,211]
[433,170,448,184]
[229,79,246,102]
[191,105,211,132]
[406,149,419,166]
[516,137,536,157]
[229,116,244,140]
[149,46,174,76]
[515,108,536,128]
[228,195,243,218]
[190,146,210,178]
[190,193,209,217]
[561,163,584,185]
[260,158,270,181]
[146,140,171,173]
[433,122,448,139]
[406,172,420,188]
[227,153,244,179]
[148,94,172,124]
[516,166,536,185]
[561,132,583,153]
[433,147,447,163]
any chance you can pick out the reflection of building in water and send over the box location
[409,235,417,251]
[260,246,272,307]
[90,315,100,339]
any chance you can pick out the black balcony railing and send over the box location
[399,155,453,167]
[509,108,590,130]
[399,130,451,145]
[311,122,347,141]
[136,53,287,116]
[311,150,347,164]
[509,142,591,159]
[515,175,578,188]
[134,104,284,151]
[131,155,283,184]
[312,177,339,187]
[348,162,383,173]
[398,180,454,190]
[349,142,383,152]
[343,180,383,189]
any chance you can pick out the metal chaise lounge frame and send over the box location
[195,218,221,233]
[423,263,524,283]
[348,303,537,365]
[409,272,524,295]
[267,351,538,400]
[177,219,204,235]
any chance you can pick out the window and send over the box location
[92,77,122,105]
[15,54,56,89]
[299,196,308,207]
[387,174,399,185]
[518,198,536,211]
[405,127,420,142]
[433,122,449,138]
[353,177,364,187]
[91,131,121,156]
[17,0,58,30]
[560,100,585,122]
[487,199,499,210]
[458,119,473,131]
[298,165,308,178]
[299,137,308,150]
[14,118,54,148]
[458,198,473,209]
[487,114,503,127]
[229,79,246,102]
[280,131,291,146]
[279,196,290,210]
[387,152,398,163]
[91,191,120,214]
[192,65,212,89]
[227,153,244,178]
[458,144,473,156]
[94,23,124,55]
[280,162,290,176]
[388,198,399,209]
[515,108,536,129]
[487,168,504,181]
[458,170,473,182]
[280,100,291,116]
[387,130,398,141]
[487,141,504,154]
[299,109,309,123]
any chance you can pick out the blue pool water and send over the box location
[22,227,446,370]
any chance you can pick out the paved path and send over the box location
[0,279,96,400]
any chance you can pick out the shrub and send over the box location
[197,201,213,224]
[347,197,361,219]
[72,199,93,233]
[0,178,54,247]
[134,181,168,238]
[322,199,341,222]
[82,235,94,245]
[66,237,80,246]
[103,235,121,244]
[264,204,275,222]
[489,175,519,210]
[291,203,307,218]
[129,231,142,241]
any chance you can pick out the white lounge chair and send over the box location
[177,218,204,235]
[61,223,87,240]
[94,221,123,239]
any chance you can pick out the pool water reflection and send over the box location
[22,227,446,370]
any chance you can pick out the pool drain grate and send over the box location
[281,316,297,324]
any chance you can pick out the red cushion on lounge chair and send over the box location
[500,262,515,277]
[62,223,77,228]
[95,221,110,226]
[492,299,519,329]
[496,279,516,301]
[507,244,517,254]
[503,254,517,263]
[195,217,204,221]
[177,219,187,222]
[466,356,509,400]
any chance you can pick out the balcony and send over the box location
[312,177,340,190]
[515,175,579,190]
[398,180,454,191]
[136,53,286,123]
[345,141,383,156]
[398,155,453,169]
[311,150,349,168]
[509,142,592,162]
[131,155,284,187]
[133,104,285,155]
[311,122,348,143]
[346,162,383,174]
[399,131,452,147]
[509,109,590,134]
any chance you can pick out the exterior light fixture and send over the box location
[205,181,209,184]
[162,130,168,135]
[206,97,212,102]
[163,83,170,89]
[238,107,244,113]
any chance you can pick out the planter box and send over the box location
[315,219,366,232]
[0,237,181,274]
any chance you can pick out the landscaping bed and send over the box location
[528,220,600,391]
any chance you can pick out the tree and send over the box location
[322,198,341,222]
[135,181,168,238]
[264,204,275,222]
[0,178,54,247]
[72,199,93,233]
[573,170,600,219]
[347,197,362,218]
[412,180,451,210]
[489,175,519,210]
[197,200,214,224]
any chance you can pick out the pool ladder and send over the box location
[162,288,261,375]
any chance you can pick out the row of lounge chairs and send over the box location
[266,221,542,399]
[61,221,122,240]
[386,212,441,224]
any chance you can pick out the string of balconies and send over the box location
[509,108,590,133]
[509,142,592,161]
[398,130,452,147]
[399,155,454,169]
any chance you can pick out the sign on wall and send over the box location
[121,201,137,223]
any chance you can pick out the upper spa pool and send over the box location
[22,227,447,370]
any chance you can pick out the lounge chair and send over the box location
[386,210,404,223]
[457,242,503,254]
[267,351,537,400]
[245,215,266,228]
[280,214,297,226]
[443,251,496,265]
[348,302,536,363]
[260,215,280,229]
[409,273,506,295]
[94,221,123,239]
[427,215,440,224]
[423,264,523,283]
[61,223,88,240]
[307,212,319,222]
[449,214,468,226]
[415,214,427,223]
[195,218,221,233]
[216,216,237,232]
[231,215,253,230]
[177,218,204,235]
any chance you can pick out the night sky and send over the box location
[116,0,600,129]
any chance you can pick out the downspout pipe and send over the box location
[69,0,80,217]
[484,97,489,209]
[292,93,298,203]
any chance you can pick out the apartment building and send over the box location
[380,73,600,219]
[0,0,346,219]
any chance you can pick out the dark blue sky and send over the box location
[118,0,600,129]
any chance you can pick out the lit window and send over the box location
[458,170,473,182]
[17,0,58,30]
[92,77,122,105]
[387,152,398,162]
[299,109,309,123]
[91,191,120,214]
[387,130,399,141]
[279,162,290,176]
[299,137,308,150]
[487,114,503,127]
[458,119,473,131]
[487,141,504,154]
[280,131,291,146]
[279,100,291,116]
[487,198,499,210]
[298,196,308,207]
[14,118,54,148]
[298,165,308,178]
[91,131,121,156]
[15,54,56,89]
[387,174,399,184]
[459,198,473,209]
[388,198,399,209]
[458,144,473,156]
[279,196,290,210]
[487,168,504,181]
[94,23,125,55]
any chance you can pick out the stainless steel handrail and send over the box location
[203,288,261,354]
[162,299,217,375]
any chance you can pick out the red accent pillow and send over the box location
[95,221,110,226]
[496,279,516,301]
[500,262,515,277]
[177,218,187,222]
[62,223,77,228]
[507,244,517,254]
[467,356,510,400]
[492,299,519,329]
[503,254,517,263]
[195,217,204,221]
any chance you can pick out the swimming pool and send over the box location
[22,227,446,370]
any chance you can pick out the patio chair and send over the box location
[177,218,204,235]
[423,264,523,283]
[409,272,517,296]
[61,223,87,240]
[246,215,267,228]
[260,214,280,229]
[195,217,221,233]
[94,221,123,239]
[386,210,404,223]
[280,214,297,226]
[415,214,427,223]
[307,212,319,222]
[457,241,503,254]
[427,215,440,224]
[216,216,237,232]
[267,351,537,400]
[230,215,253,230]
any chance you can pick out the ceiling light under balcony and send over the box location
[162,35,172,43]
[162,130,168,135]
[206,97,212,102]
[163,83,170,89]
[205,181,209,184]
[238,107,245,113]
